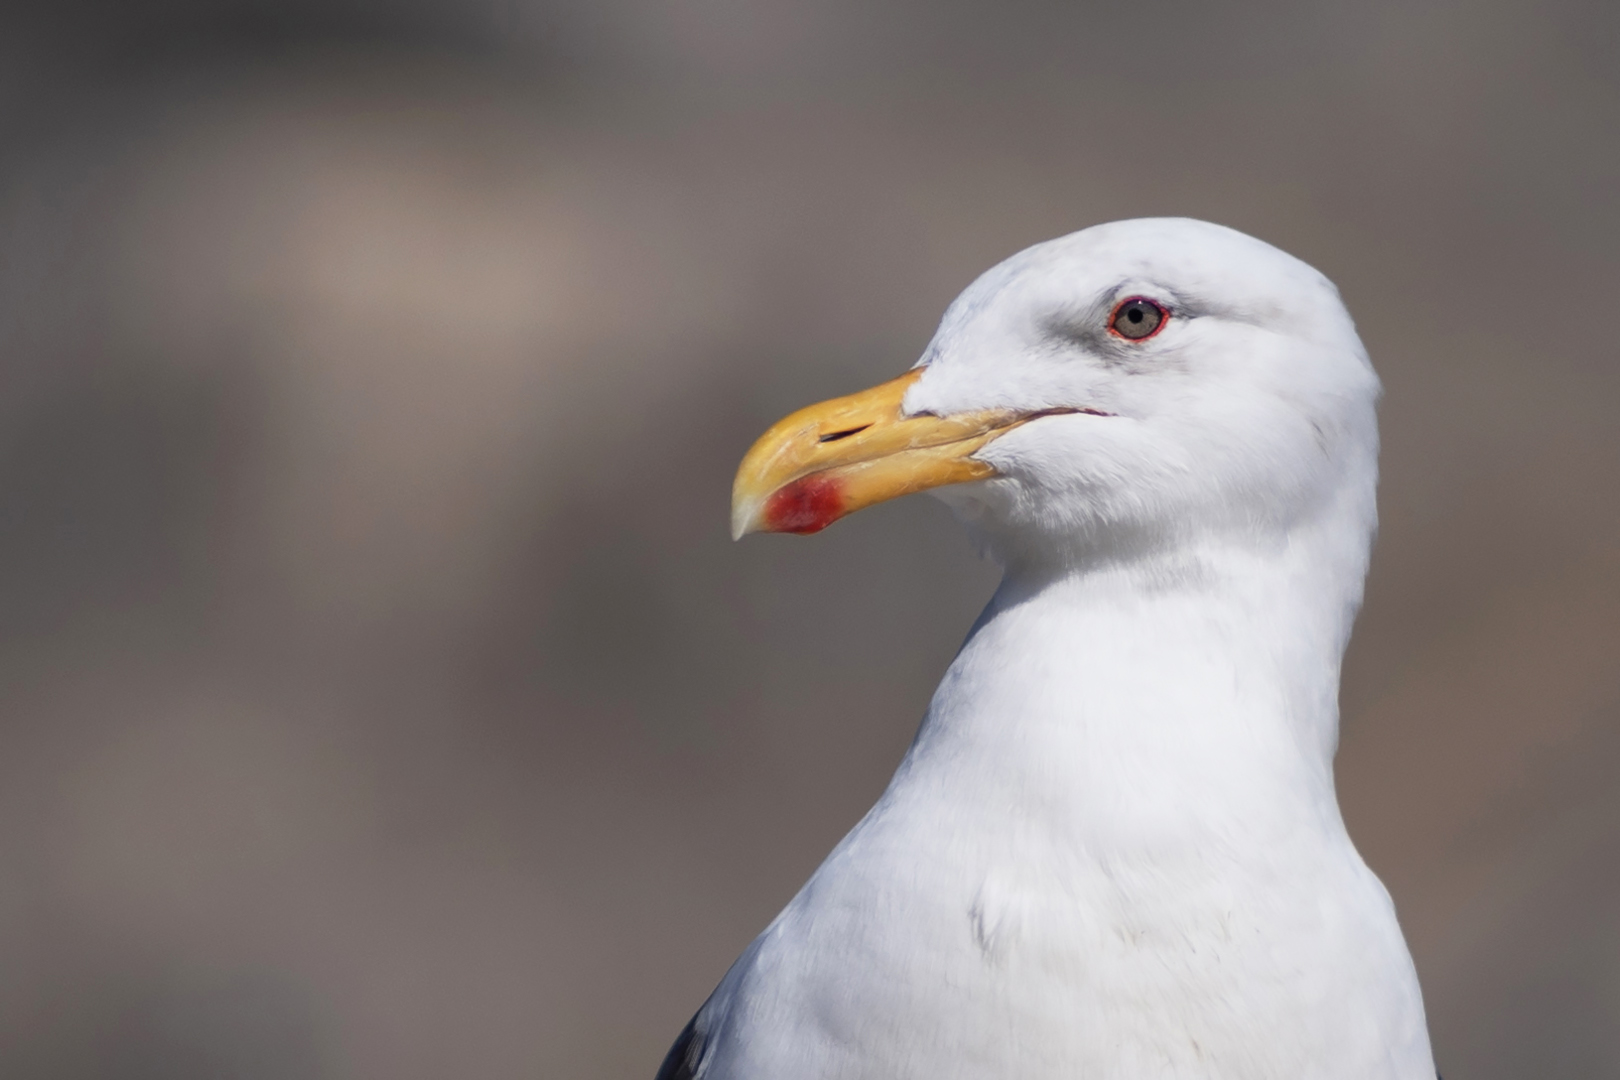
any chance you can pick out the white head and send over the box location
[911,218,1379,570]
[732,218,1379,580]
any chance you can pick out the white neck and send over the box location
[899,514,1370,858]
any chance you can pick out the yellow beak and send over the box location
[731,369,1068,538]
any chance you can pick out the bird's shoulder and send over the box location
[653,937,763,1080]
[654,1011,703,1080]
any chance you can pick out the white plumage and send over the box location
[663,218,1435,1079]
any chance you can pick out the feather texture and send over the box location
[661,219,1434,1079]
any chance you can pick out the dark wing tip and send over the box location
[653,1013,703,1080]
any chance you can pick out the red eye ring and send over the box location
[1108,296,1169,341]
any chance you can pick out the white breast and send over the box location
[694,545,1433,1080]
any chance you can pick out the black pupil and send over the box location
[1114,299,1161,338]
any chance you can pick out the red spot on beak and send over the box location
[764,474,845,534]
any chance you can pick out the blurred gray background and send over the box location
[0,1,1616,1076]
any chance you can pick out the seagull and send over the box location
[658,218,1436,1079]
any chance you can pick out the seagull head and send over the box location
[732,218,1380,570]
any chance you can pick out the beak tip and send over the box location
[730,499,761,541]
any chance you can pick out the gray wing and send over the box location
[654,1011,704,1080]
[653,933,774,1079]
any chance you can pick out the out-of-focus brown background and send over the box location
[0,1,1615,1076]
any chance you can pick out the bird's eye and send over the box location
[1108,297,1167,341]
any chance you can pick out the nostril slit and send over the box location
[819,424,871,443]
